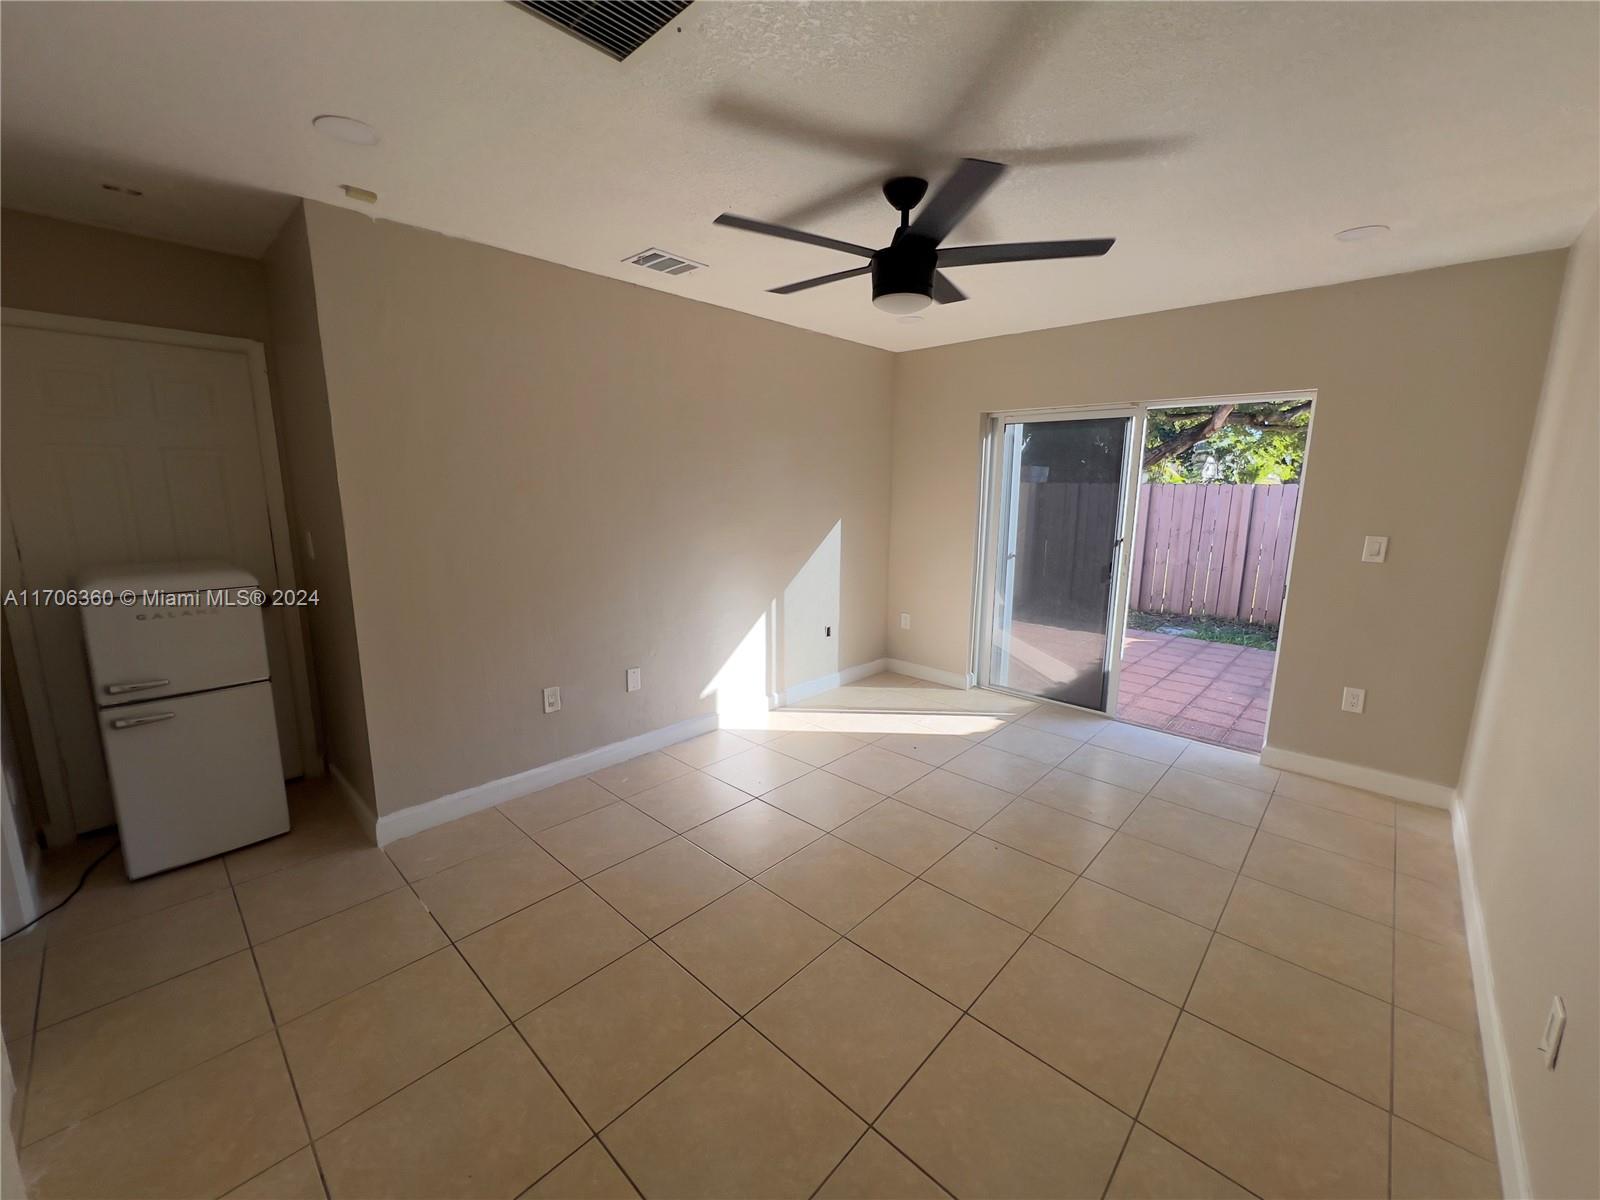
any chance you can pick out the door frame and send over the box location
[1,308,322,844]
[971,389,1319,738]
[972,404,1147,715]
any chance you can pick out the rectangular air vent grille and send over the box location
[510,1,690,61]
[626,248,705,277]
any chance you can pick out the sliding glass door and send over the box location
[985,414,1134,711]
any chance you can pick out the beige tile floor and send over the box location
[2,674,1502,1199]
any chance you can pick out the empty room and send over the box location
[0,3,1595,1199]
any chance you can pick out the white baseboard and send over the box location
[328,763,378,843]
[372,712,719,845]
[777,658,887,707]
[1258,746,1454,809]
[1452,800,1529,1199]
[885,659,971,690]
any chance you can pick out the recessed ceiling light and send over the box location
[1335,224,1390,242]
[313,115,379,146]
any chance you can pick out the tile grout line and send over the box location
[224,881,334,1199]
[1103,806,1267,1200]
[400,873,652,1200]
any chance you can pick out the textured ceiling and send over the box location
[2,1,1596,351]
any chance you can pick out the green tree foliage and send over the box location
[1144,400,1310,484]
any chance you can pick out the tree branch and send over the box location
[1142,400,1310,471]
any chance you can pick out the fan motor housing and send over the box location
[872,239,937,304]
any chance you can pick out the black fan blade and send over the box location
[769,265,871,295]
[909,159,1006,244]
[932,272,967,304]
[939,238,1114,267]
[713,213,875,259]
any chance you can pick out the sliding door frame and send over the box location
[972,404,1147,715]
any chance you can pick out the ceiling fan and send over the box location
[713,158,1114,314]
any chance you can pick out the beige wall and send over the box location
[1,209,269,342]
[1457,216,1598,1199]
[888,252,1566,787]
[262,209,376,813]
[298,202,894,816]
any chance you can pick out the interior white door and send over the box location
[2,325,304,832]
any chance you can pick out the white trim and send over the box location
[1,514,75,847]
[1452,798,1529,1199]
[371,712,719,846]
[1257,745,1453,808]
[328,763,378,844]
[885,659,971,690]
[0,308,323,809]
[777,658,887,707]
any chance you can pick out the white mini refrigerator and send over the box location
[80,563,290,879]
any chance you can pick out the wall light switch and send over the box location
[900,612,912,630]
[543,686,561,714]
[626,668,641,693]
[1361,535,1389,563]
[1341,687,1366,714]
[1539,995,1567,1069]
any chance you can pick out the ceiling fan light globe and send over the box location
[873,291,932,315]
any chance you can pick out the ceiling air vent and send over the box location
[626,248,705,277]
[510,1,690,61]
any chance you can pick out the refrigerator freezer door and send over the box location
[99,682,288,878]
[82,589,270,706]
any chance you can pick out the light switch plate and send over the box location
[900,612,911,630]
[1341,686,1366,714]
[1362,535,1389,563]
[626,668,641,693]
[543,686,561,714]
[1538,995,1567,1069]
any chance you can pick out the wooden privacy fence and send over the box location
[1129,483,1300,627]
[1012,481,1122,627]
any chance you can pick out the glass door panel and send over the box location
[988,415,1131,710]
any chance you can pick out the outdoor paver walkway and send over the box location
[1117,630,1274,752]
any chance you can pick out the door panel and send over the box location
[2,326,303,832]
[987,416,1131,711]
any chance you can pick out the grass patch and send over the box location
[1127,610,1278,650]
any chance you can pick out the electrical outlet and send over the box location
[1361,535,1389,563]
[543,686,561,714]
[900,612,911,630]
[626,667,641,693]
[1341,687,1366,714]
[1539,995,1567,1069]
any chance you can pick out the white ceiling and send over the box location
[3,1,1596,352]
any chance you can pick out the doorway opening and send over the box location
[1118,396,1313,751]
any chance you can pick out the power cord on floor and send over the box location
[0,838,120,943]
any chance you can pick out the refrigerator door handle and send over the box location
[110,712,178,730]
[106,679,171,696]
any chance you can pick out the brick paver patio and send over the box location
[1116,628,1274,752]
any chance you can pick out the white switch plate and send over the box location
[1538,995,1567,1069]
[900,612,911,630]
[1361,535,1389,563]
[1341,686,1366,714]
[543,686,561,714]
[626,667,641,693]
